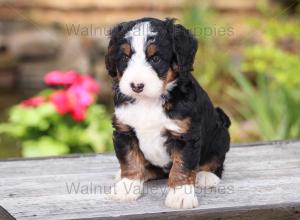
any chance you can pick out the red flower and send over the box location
[44,70,64,85]
[44,70,80,86]
[49,90,70,115]
[66,85,94,121]
[71,105,86,121]
[68,85,94,107]
[45,70,100,121]
[49,87,94,121]
[21,96,45,107]
[80,75,100,94]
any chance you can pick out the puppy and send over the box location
[105,17,231,209]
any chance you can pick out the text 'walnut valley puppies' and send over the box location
[105,17,231,209]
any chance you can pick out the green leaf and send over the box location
[22,136,69,157]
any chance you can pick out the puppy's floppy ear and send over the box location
[105,41,117,77]
[105,22,129,77]
[166,19,198,73]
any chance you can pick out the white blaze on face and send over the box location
[119,22,163,99]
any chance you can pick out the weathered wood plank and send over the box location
[0,141,299,220]
[0,206,16,220]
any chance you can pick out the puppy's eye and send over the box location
[121,55,129,62]
[150,55,160,64]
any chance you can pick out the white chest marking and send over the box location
[115,99,181,167]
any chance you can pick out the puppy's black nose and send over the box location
[130,83,144,93]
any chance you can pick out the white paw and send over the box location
[195,171,220,188]
[114,169,121,181]
[110,178,144,201]
[165,185,198,209]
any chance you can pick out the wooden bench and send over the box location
[0,141,300,220]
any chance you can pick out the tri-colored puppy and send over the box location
[105,17,231,209]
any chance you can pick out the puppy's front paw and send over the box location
[165,185,198,209]
[195,171,220,188]
[114,169,121,181]
[110,178,143,201]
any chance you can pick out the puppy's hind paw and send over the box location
[195,171,220,188]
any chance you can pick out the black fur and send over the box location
[163,72,230,177]
[106,17,230,179]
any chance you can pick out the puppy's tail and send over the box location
[215,107,231,128]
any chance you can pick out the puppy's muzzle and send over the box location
[130,82,144,93]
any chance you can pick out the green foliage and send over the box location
[233,15,300,141]
[182,1,232,103]
[181,1,300,142]
[243,17,300,88]
[242,46,300,88]
[0,103,113,157]
[263,20,300,42]
[229,72,300,140]
[23,137,69,157]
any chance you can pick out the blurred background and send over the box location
[0,0,299,159]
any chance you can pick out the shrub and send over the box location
[181,2,233,105]
[229,71,300,140]
[231,16,300,141]
[0,70,113,157]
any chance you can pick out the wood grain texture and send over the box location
[0,141,300,220]
[0,206,16,220]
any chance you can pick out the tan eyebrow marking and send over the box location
[147,44,157,58]
[121,43,131,56]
